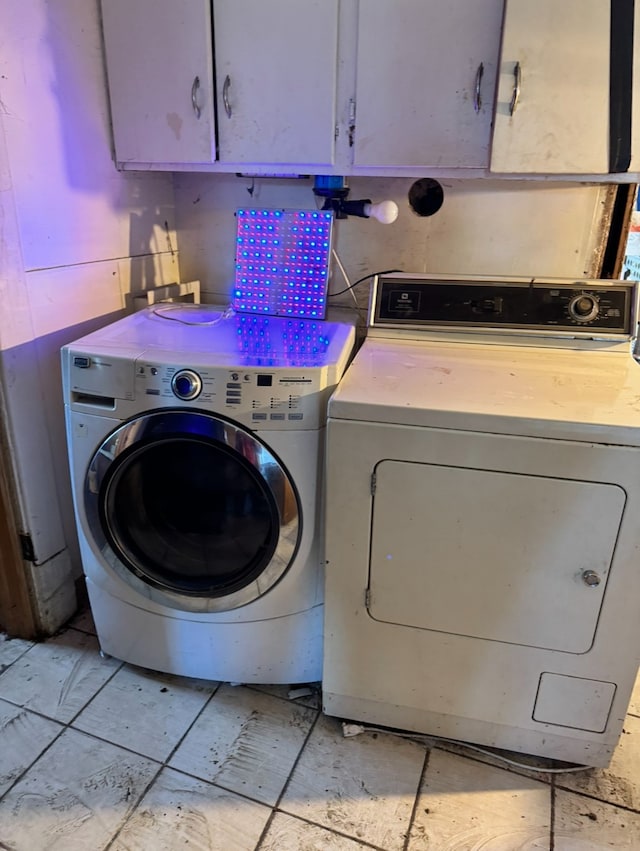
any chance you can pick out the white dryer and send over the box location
[62,305,355,683]
[323,274,640,767]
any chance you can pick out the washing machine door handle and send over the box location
[83,410,301,613]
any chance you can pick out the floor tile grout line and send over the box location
[65,673,222,769]
[432,742,562,786]
[0,662,174,806]
[64,723,168,766]
[102,680,301,851]
[402,746,431,851]
[0,638,126,805]
[100,676,329,850]
[253,707,321,851]
[102,762,164,851]
[329,720,570,786]
[257,710,408,851]
[259,808,392,851]
[99,678,223,851]
[161,678,223,766]
[56,692,316,814]
[64,656,125,729]
[552,782,640,815]
[1,631,124,730]
[65,624,98,637]
[66,651,221,757]
[155,763,281,810]
[146,681,322,808]
[244,682,322,711]
[0,713,67,806]
[0,641,35,674]
[0,696,69,728]
[100,765,163,851]
[549,775,556,851]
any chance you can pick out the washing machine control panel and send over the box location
[133,361,331,429]
[63,311,356,429]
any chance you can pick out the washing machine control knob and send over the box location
[171,369,202,400]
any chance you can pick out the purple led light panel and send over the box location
[232,208,333,319]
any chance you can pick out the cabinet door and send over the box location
[101,0,216,164]
[353,0,503,169]
[490,0,610,174]
[213,0,338,166]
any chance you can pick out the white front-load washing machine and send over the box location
[323,273,640,767]
[62,305,355,683]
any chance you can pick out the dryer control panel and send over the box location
[371,274,636,337]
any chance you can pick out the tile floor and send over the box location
[1,611,640,850]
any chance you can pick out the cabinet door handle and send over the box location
[223,74,232,118]
[191,76,202,119]
[474,62,484,113]
[509,61,521,116]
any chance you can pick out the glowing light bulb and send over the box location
[364,200,399,224]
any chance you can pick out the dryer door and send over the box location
[84,410,300,612]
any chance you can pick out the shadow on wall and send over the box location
[46,0,120,194]
[41,0,177,272]
[127,210,178,301]
[3,312,125,583]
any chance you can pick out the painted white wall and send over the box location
[0,0,177,632]
[174,174,612,310]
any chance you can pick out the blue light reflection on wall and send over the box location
[232,208,333,319]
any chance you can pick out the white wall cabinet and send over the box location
[353,0,503,169]
[490,0,611,175]
[102,0,635,180]
[101,0,339,168]
[101,0,217,165]
[213,0,338,166]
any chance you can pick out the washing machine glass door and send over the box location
[84,410,300,612]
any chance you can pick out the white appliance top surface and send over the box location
[329,337,640,446]
[68,305,356,369]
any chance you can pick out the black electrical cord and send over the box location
[328,268,404,297]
